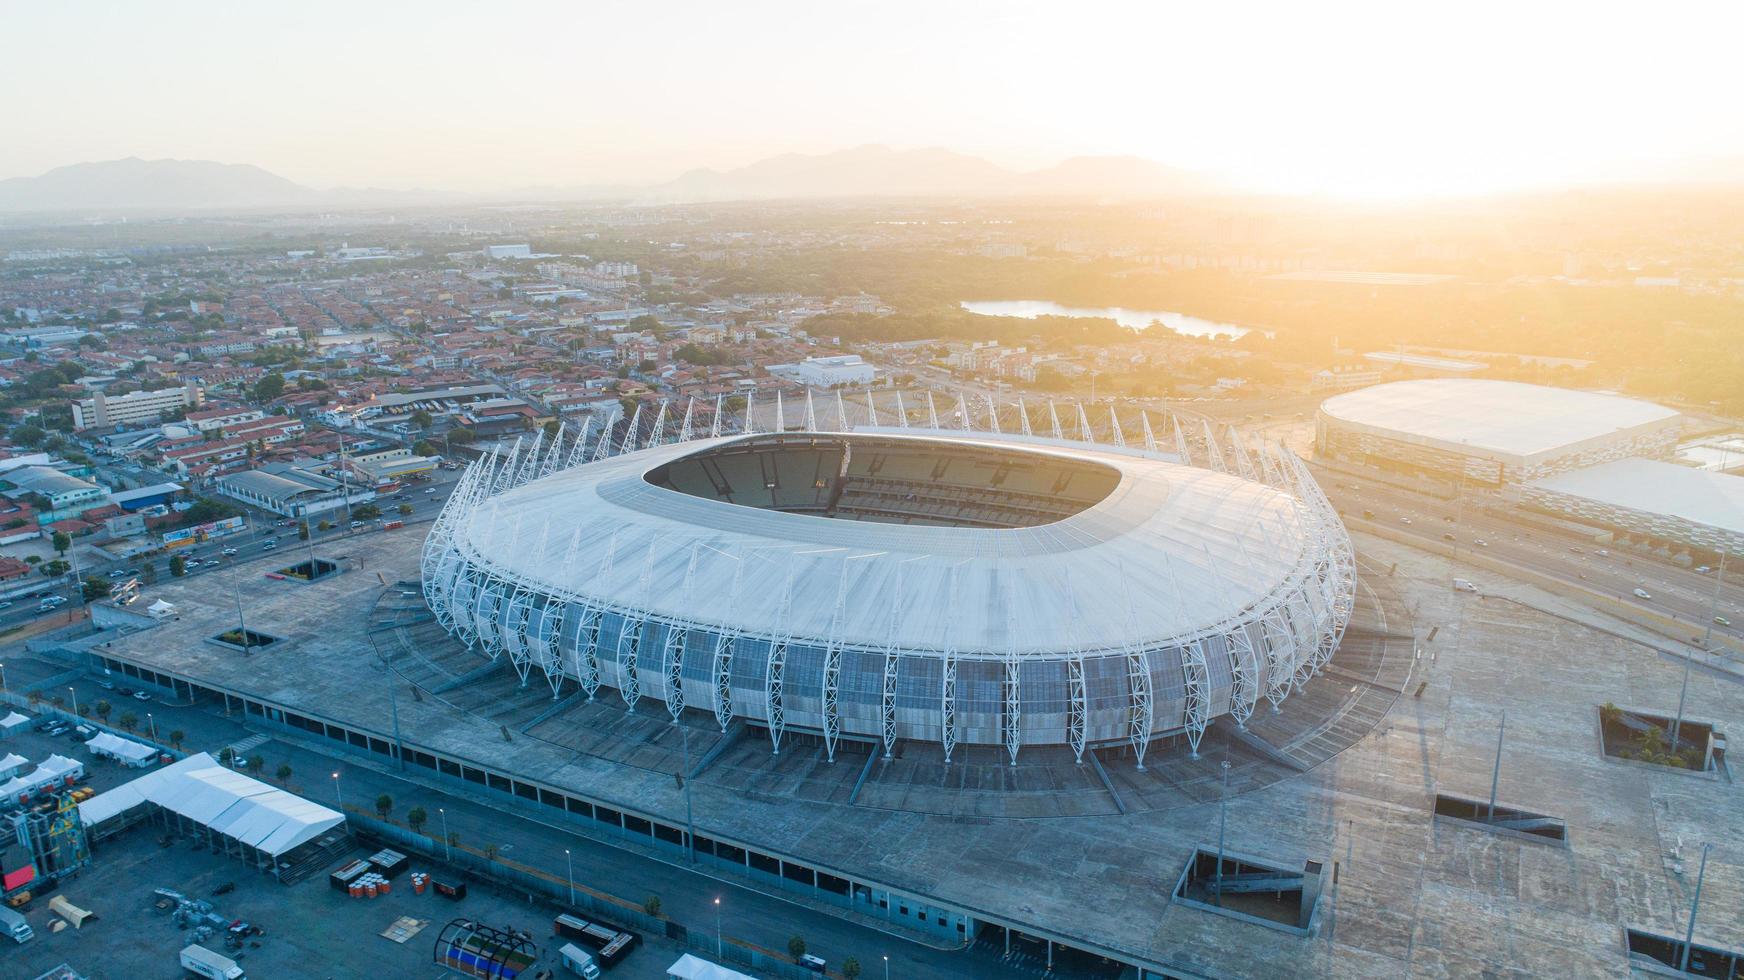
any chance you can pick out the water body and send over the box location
[959,299,1268,339]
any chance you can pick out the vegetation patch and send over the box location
[1599,703,1715,772]
[275,557,338,582]
[210,628,281,651]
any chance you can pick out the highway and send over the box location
[1315,468,1744,648]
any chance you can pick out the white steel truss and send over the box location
[835,390,849,431]
[662,544,700,723]
[1118,575,1154,771]
[763,561,797,754]
[881,563,906,758]
[712,554,745,731]
[1048,401,1064,440]
[616,541,658,713]
[820,561,851,762]
[940,565,963,764]
[1109,405,1126,448]
[925,391,940,430]
[893,390,908,428]
[1001,576,1022,766]
[709,394,724,438]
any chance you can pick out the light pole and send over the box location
[713,897,722,958]
[1678,544,1728,747]
[331,771,343,810]
[68,686,78,719]
[1214,760,1230,906]
[147,712,156,742]
[1487,711,1506,823]
[439,807,451,861]
[1680,842,1711,973]
[883,954,889,980]
[0,661,6,691]
[565,848,574,907]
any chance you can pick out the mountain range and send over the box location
[0,146,1219,214]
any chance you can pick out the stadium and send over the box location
[420,420,1355,768]
[1316,378,1680,486]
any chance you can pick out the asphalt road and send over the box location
[1317,472,1744,645]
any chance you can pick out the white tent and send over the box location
[85,731,159,767]
[0,711,28,738]
[666,954,757,980]
[0,754,84,805]
[0,752,26,778]
[147,599,176,619]
[77,751,344,858]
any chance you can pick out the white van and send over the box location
[558,942,601,979]
[0,905,34,943]
[1452,579,1479,593]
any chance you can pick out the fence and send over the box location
[347,810,840,980]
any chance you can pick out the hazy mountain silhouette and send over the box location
[640,145,1219,202]
[0,157,315,212]
[0,147,1223,214]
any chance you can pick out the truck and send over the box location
[0,905,33,944]
[179,943,245,979]
[552,913,638,967]
[558,942,602,978]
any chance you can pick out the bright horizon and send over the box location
[6,0,1744,199]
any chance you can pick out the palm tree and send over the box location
[407,807,427,834]
[375,793,393,819]
[118,712,137,733]
[248,755,264,778]
[94,699,112,723]
[169,729,185,751]
[276,763,292,785]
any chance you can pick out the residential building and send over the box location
[71,386,202,430]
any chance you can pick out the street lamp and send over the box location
[0,662,7,691]
[147,712,157,742]
[714,897,722,958]
[564,849,574,906]
[331,771,343,809]
[68,686,78,719]
[883,954,889,980]
[439,807,451,861]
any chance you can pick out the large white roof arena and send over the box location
[1319,379,1678,464]
[423,416,1354,767]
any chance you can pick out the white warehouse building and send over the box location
[1316,379,1680,487]
[767,355,876,389]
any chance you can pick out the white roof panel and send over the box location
[457,432,1315,656]
[1320,380,1678,463]
[75,752,343,856]
[1530,458,1744,537]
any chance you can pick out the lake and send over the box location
[959,300,1265,339]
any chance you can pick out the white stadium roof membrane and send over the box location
[1319,379,1678,463]
[1530,458,1744,537]
[456,432,1307,656]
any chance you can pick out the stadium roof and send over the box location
[1529,458,1744,537]
[1320,380,1679,462]
[455,432,1316,656]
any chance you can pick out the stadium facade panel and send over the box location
[423,425,1354,767]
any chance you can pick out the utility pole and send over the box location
[681,722,696,865]
[1678,544,1728,747]
[1679,842,1711,972]
[233,581,251,654]
[1487,711,1506,822]
[1214,760,1230,906]
[440,807,451,861]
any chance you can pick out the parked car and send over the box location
[1633,588,1652,600]
[132,691,152,702]
[349,520,366,529]
[1399,516,1412,525]
[99,681,116,691]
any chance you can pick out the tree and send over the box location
[398,503,413,516]
[42,559,69,578]
[543,419,561,438]
[169,729,185,751]
[375,793,393,819]
[484,843,499,863]
[11,424,45,448]
[317,519,333,531]
[169,554,187,577]
[254,372,286,403]
[413,440,439,457]
[842,958,861,980]
[51,530,70,555]
[297,522,310,540]
[276,762,292,785]
[118,711,137,733]
[140,562,157,585]
[82,576,112,602]
[408,806,428,834]
[410,410,434,430]
[352,503,381,521]
[218,746,235,767]
[445,427,476,445]
[248,755,265,778]
[636,359,657,373]
[94,699,112,722]
[788,936,807,961]
[643,895,662,917]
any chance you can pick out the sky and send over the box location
[4,0,1743,198]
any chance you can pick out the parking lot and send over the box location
[7,817,688,980]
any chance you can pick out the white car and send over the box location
[221,547,238,556]
[1632,588,1652,600]
[1399,516,1413,525]
[1715,615,1732,627]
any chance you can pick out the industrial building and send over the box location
[765,354,876,388]
[422,427,1354,763]
[71,385,202,430]
[1316,379,1680,486]
[215,463,376,518]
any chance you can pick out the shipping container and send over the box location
[553,913,638,967]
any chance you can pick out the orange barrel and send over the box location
[378,880,391,894]
[349,882,363,898]
[413,879,425,895]
[365,882,378,898]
